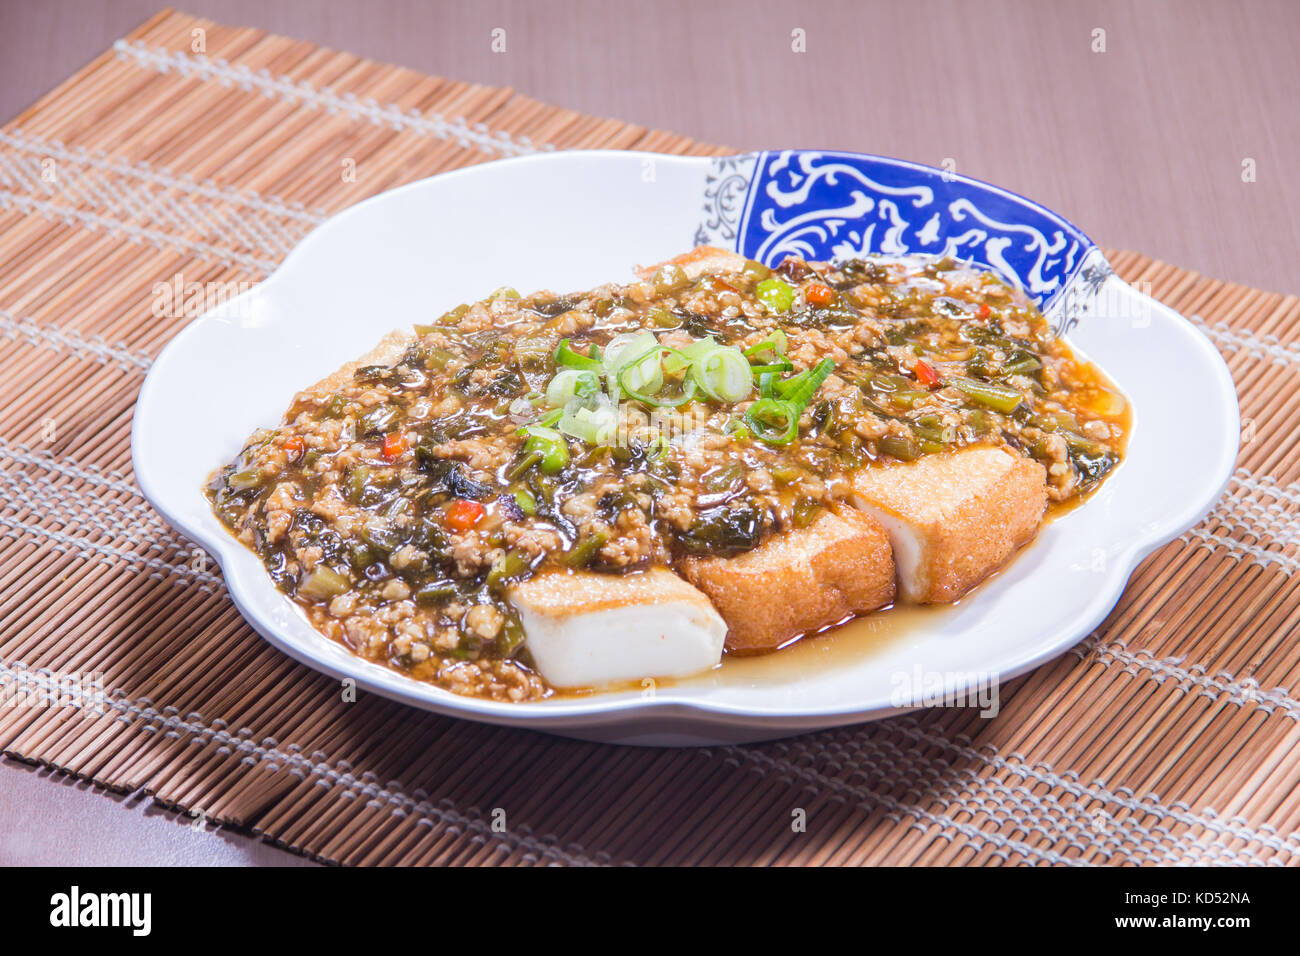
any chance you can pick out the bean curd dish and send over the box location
[206,247,1129,702]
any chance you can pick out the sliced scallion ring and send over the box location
[748,359,794,377]
[689,344,753,403]
[603,331,661,400]
[743,329,789,359]
[744,398,801,445]
[515,408,563,435]
[545,368,601,407]
[621,364,698,407]
[559,394,619,445]
[775,358,836,407]
[554,338,602,372]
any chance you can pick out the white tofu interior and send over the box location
[851,504,927,603]
[508,570,727,689]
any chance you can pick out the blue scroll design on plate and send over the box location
[705,150,1099,315]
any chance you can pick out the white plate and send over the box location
[131,150,1239,745]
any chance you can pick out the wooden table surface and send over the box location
[0,0,1295,866]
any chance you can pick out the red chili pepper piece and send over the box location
[444,498,485,532]
[915,359,942,388]
[381,431,406,461]
[805,282,835,307]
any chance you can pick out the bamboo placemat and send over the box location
[2,8,1297,866]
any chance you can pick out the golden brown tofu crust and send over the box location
[509,566,720,618]
[848,445,1047,603]
[680,506,895,652]
[297,329,414,399]
[637,246,747,280]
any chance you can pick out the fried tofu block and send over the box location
[296,328,413,401]
[508,568,727,688]
[847,446,1047,604]
[637,245,747,280]
[679,506,895,652]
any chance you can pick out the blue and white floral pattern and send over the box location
[694,150,1107,325]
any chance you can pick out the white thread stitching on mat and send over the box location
[7,633,1289,865]
[1179,470,1299,574]
[729,734,1290,866]
[0,188,281,272]
[0,445,220,588]
[1073,636,1300,720]
[0,657,1131,866]
[1228,471,1300,508]
[845,726,1288,864]
[0,128,327,224]
[1181,530,1299,574]
[0,511,221,589]
[0,440,141,498]
[1189,314,1300,370]
[0,136,316,260]
[0,464,181,549]
[0,147,304,265]
[726,727,1297,864]
[732,736,1110,864]
[0,308,153,371]
[0,660,608,867]
[884,717,1300,860]
[726,732,1287,865]
[0,451,220,588]
[726,744,1087,865]
[113,40,550,159]
[9,447,1278,866]
[4,514,1292,867]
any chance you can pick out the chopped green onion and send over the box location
[775,358,836,408]
[878,434,922,461]
[414,580,456,605]
[745,397,801,444]
[423,346,455,370]
[506,451,543,481]
[559,395,619,445]
[486,549,531,589]
[565,530,609,567]
[603,331,661,399]
[515,408,563,434]
[648,306,680,328]
[755,277,795,313]
[689,344,753,403]
[554,338,602,372]
[743,329,789,359]
[618,349,698,407]
[297,566,349,601]
[640,431,671,460]
[344,465,370,505]
[227,468,264,491]
[951,376,1023,413]
[793,498,822,528]
[741,260,772,285]
[545,368,601,407]
[512,487,538,516]
[1001,354,1042,377]
[521,426,569,473]
[724,418,751,441]
[651,264,689,295]
[888,388,931,408]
